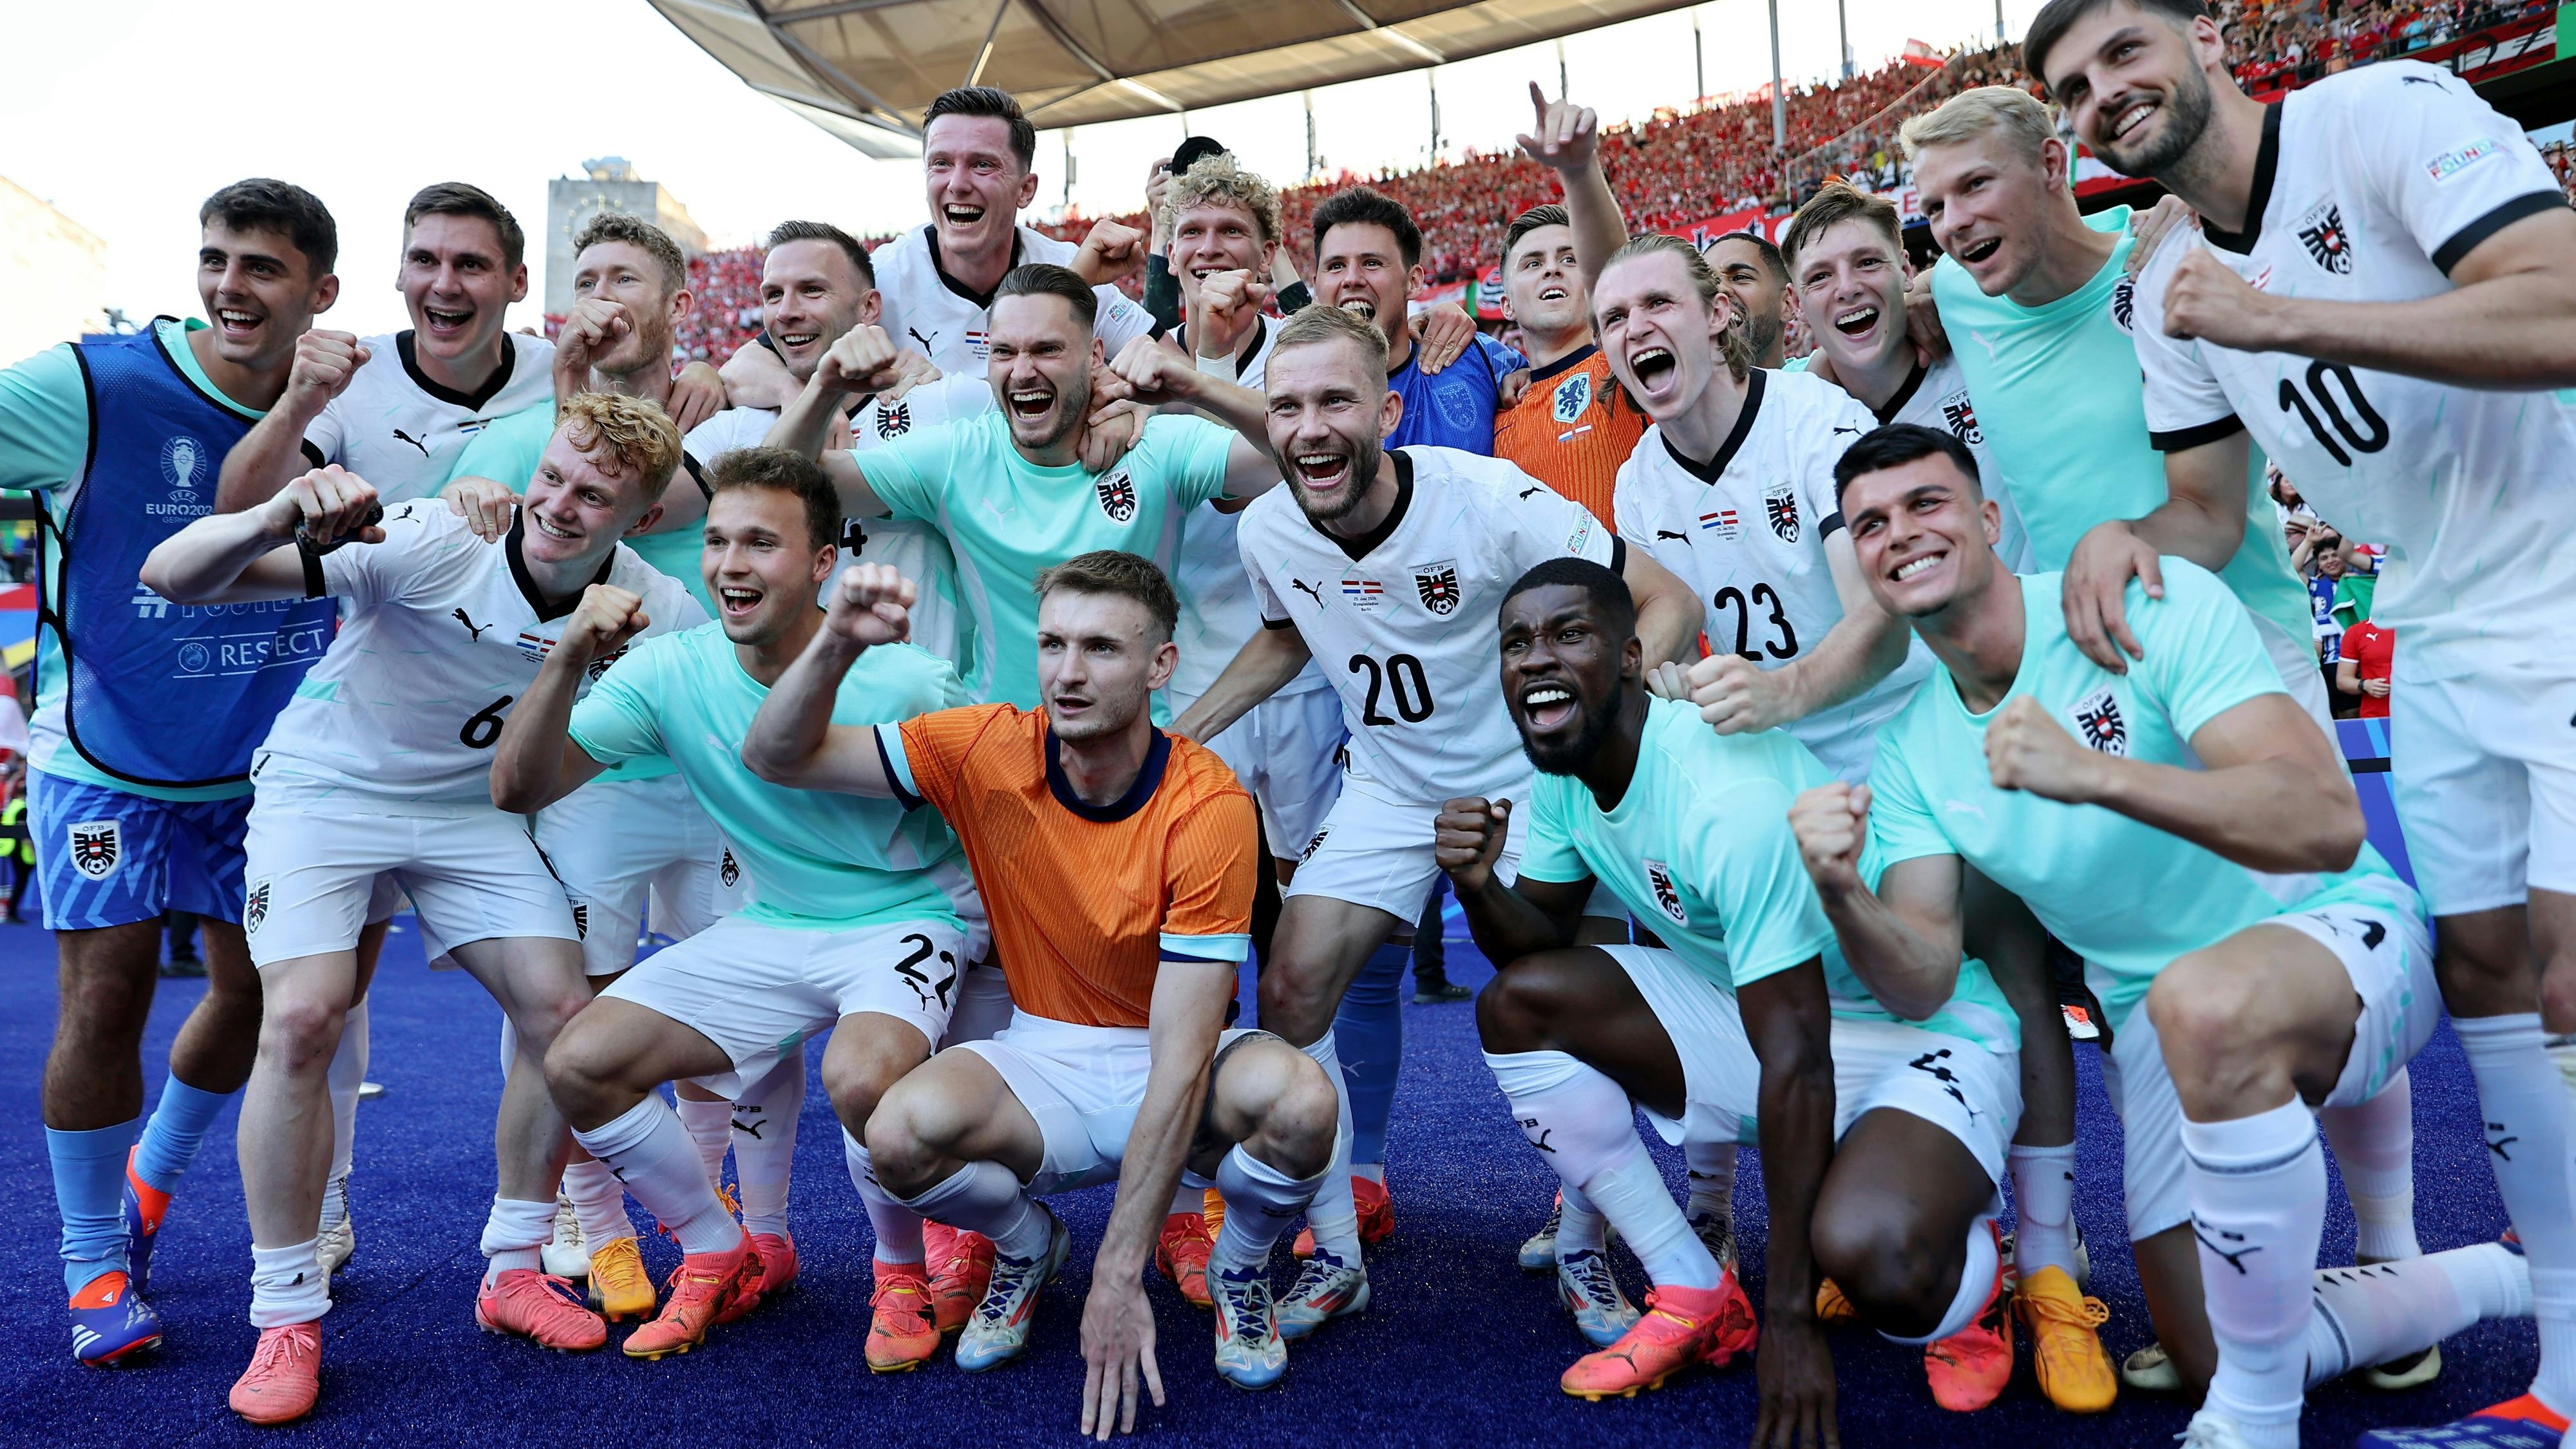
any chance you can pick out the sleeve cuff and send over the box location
[2146,415,2246,453]
[2432,191,2568,276]
[874,723,924,812]
[298,439,327,469]
[1261,615,1298,630]
[1818,511,1846,539]
[1607,535,1627,574]
[297,540,327,600]
[1160,931,1251,963]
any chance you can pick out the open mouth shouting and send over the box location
[1336,298,1378,323]
[1006,383,1056,422]
[214,307,267,344]
[1832,303,1881,339]
[421,303,477,343]
[1622,343,1681,406]
[942,202,986,231]
[1290,445,1353,495]
[1955,235,2003,269]
[717,581,764,623]
[1519,681,1579,734]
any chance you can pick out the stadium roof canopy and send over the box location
[650,0,1703,157]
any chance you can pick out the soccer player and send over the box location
[1595,232,1920,785]
[139,393,702,1424]
[1309,187,1528,454]
[1816,422,2533,1448]
[1705,232,1792,370]
[1490,85,1647,525]
[741,550,1340,1410]
[1169,303,1696,1334]
[775,263,1283,713]
[2029,4,2576,1440]
[488,446,981,1367]
[1444,556,2031,1419]
[1,179,344,1364]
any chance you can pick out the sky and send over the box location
[0,0,2048,341]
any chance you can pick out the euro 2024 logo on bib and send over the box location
[68,820,120,880]
[1412,560,1462,616]
[1551,372,1592,425]
[2069,684,2130,756]
[153,435,212,518]
[1643,860,1689,927]
[1095,468,1138,523]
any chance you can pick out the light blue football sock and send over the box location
[132,1073,232,1195]
[49,1119,139,1296]
[1335,943,1409,1170]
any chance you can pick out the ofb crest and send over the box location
[245,880,272,934]
[1413,560,1462,616]
[1643,861,1689,927]
[1095,469,1137,522]
[2069,685,2130,756]
[1764,484,1801,544]
[68,820,120,880]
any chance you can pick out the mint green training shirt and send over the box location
[854,411,1236,709]
[1931,207,2311,647]
[567,622,969,929]
[1865,564,2417,1031]
[1520,696,2020,1053]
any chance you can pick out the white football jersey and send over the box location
[253,501,706,804]
[1879,355,2034,573]
[303,331,556,502]
[870,225,1156,378]
[1238,446,1617,804]
[2132,61,2576,680]
[1167,318,1329,701]
[1615,368,1935,781]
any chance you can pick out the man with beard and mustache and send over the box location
[1441,556,2024,1420]
[776,264,1278,715]
[742,549,1340,1406]
[2028,5,2576,1443]
[1168,303,1696,1340]
[1703,233,1792,370]
[491,449,984,1374]
[1820,422,2533,1449]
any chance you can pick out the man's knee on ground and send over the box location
[1810,1190,1953,1336]
[1474,954,1582,1055]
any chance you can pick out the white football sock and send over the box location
[249,1238,331,1329]
[562,1157,634,1244]
[674,1092,733,1189]
[2303,1242,2532,1387]
[1211,1145,1327,1275]
[1298,1032,1363,1262]
[1171,1173,1211,1218]
[572,1097,739,1255]
[1557,1182,1609,1258]
[325,998,367,1211]
[479,1195,556,1285]
[2008,1141,2080,1278]
[1485,1049,1716,1290]
[1879,1216,1999,1345]
[731,1059,802,1239]
[896,1159,1050,1262]
[1683,1139,1736,1230]
[2183,1100,2325,1449]
[2318,1069,2420,1262]
[841,1133,924,1265]
[2454,1013,2576,1417]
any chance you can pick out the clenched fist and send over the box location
[1435,797,1512,896]
[824,563,916,649]
[562,583,649,661]
[1788,781,1871,897]
[1984,695,2105,803]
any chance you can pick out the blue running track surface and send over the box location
[0,917,2531,1447]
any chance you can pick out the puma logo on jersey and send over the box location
[1656,529,1689,542]
[2297,202,2355,274]
[2069,685,2129,755]
[1291,578,1325,607]
[1517,486,1544,500]
[907,327,936,352]
[2360,918,2387,951]
[392,428,431,457]
[1831,424,1864,437]
[1643,861,1688,926]
[453,608,491,640]
[1908,1048,1972,1113]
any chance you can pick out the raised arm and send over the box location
[1738,958,1841,1449]
[719,336,803,411]
[1681,529,1911,735]
[1166,625,1312,744]
[1984,690,2362,874]
[1436,796,1589,964]
[489,583,638,813]
[1787,781,1969,1021]
[214,330,368,511]
[142,465,383,605]
[2059,432,2252,672]
[739,565,913,795]
[766,326,905,519]
[1616,545,1703,670]
[1515,82,1628,287]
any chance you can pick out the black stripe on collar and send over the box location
[2202,102,2285,254]
[1660,367,1766,483]
[506,515,616,622]
[397,330,520,413]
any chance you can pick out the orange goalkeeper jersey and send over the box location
[1493,345,1648,526]
[887,703,1256,1028]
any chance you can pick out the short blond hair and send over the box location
[554,392,683,500]
[1899,85,2058,171]
[1598,234,1756,383]
[1161,152,1284,246]
[1273,302,1388,373]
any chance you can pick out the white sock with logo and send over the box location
[2318,1069,2420,1262]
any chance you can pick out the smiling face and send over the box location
[761,239,878,381]
[1839,452,2003,620]
[1794,218,1910,377]
[1315,221,1418,333]
[923,114,1040,258]
[985,292,1099,454]
[1168,200,1274,305]
[2040,4,2221,179]
[1704,236,1786,361]
[1499,582,1638,777]
[520,427,663,571]
[1914,131,2067,298]
[1036,589,1173,743]
[1594,249,1723,423]
[1263,336,1403,527]
[198,219,334,373]
[572,239,689,378]
[1502,223,1587,342]
[399,212,526,367]
[701,486,835,645]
